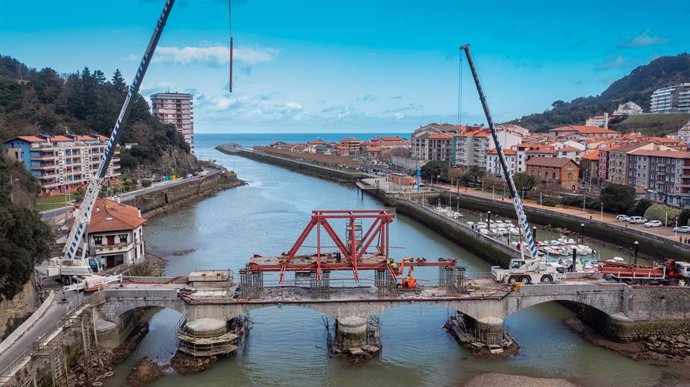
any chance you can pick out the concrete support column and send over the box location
[446,313,516,355]
[331,316,380,358]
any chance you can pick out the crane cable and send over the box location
[228,0,233,93]
[458,51,463,125]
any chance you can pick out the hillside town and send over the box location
[261,95,690,209]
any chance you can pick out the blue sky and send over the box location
[2,0,689,133]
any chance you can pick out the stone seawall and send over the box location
[446,192,690,261]
[395,198,519,266]
[216,146,369,184]
[122,171,243,216]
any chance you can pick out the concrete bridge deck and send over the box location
[93,277,638,324]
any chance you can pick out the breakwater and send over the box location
[215,145,369,183]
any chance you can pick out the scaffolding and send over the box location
[239,265,263,299]
[439,261,468,294]
[309,271,331,299]
[374,269,396,297]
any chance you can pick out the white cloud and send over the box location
[598,55,624,70]
[619,29,668,48]
[395,112,405,119]
[285,101,303,110]
[152,45,278,67]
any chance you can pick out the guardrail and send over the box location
[0,291,55,356]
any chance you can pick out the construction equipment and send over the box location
[459,44,561,284]
[598,258,687,285]
[399,258,417,288]
[62,274,123,293]
[44,0,177,284]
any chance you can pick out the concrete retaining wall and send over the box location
[0,291,54,356]
[223,148,369,183]
[395,198,520,266]
[446,192,690,261]
[122,172,238,215]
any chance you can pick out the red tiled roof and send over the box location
[526,157,578,168]
[559,146,580,152]
[550,125,617,134]
[628,150,690,159]
[89,199,146,233]
[11,136,45,143]
[486,148,517,155]
[580,150,600,161]
[526,148,558,154]
[429,133,452,140]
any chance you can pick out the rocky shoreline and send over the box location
[564,317,690,383]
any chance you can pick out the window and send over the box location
[552,172,556,179]
[119,234,128,243]
[568,173,573,179]
[94,236,103,245]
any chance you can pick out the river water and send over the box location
[106,134,666,386]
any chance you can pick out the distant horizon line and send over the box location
[195,131,412,135]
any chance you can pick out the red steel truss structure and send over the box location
[248,209,457,284]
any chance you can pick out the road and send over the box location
[0,300,66,376]
[431,183,690,242]
[40,168,220,222]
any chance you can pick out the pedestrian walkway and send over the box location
[433,183,682,242]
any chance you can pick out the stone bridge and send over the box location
[92,283,645,324]
[90,281,690,349]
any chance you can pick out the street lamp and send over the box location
[600,202,604,221]
[487,211,492,230]
[633,241,639,265]
[580,223,585,243]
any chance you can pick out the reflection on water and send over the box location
[106,138,663,386]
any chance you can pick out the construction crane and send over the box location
[459,44,561,285]
[46,0,178,284]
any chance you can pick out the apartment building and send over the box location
[486,148,517,176]
[2,134,120,197]
[627,150,690,207]
[150,92,195,153]
[606,143,674,185]
[549,125,619,139]
[650,83,690,113]
[454,128,522,169]
[579,150,600,189]
[411,123,464,161]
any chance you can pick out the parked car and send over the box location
[616,214,630,222]
[628,216,647,224]
[673,226,690,233]
[643,220,662,228]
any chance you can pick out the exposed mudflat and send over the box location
[465,373,578,387]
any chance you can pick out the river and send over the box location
[106,134,665,387]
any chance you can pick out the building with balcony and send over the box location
[627,150,690,208]
[151,92,195,153]
[87,199,147,268]
[486,148,517,176]
[650,83,690,113]
[2,134,120,197]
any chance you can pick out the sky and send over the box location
[1,0,690,134]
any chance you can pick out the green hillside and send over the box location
[609,113,690,136]
[0,55,198,176]
[508,53,690,132]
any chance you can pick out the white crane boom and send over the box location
[459,44,540,260]
[62,0,177,261]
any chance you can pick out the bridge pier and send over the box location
[445,312,516,355]
[94,310,136,350]
[329,316,381,359]
[176,316,249,357]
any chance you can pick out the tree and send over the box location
[629,198,653,216]
[599,184,636,214]
[420,161,448,181]
[678,209,690,227]
[644,204,681,225]
[513,172,537,192]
